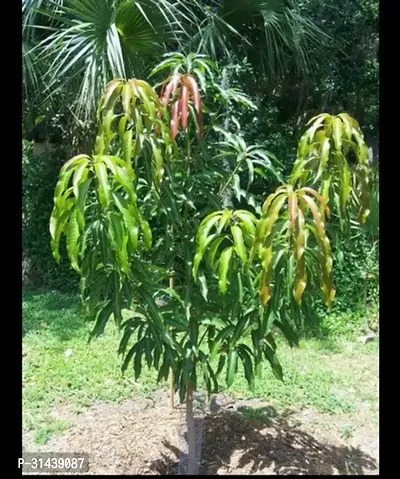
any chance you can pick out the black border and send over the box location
[16,0,23,475]
[377,0,386,474]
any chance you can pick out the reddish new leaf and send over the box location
[180,83,189,130]
[184,75,201,113]
[170,100,180,140]
[185,75,204,139]
[161,73,181,107]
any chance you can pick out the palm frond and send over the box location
[25,0,194,120]
[194,0,332,84]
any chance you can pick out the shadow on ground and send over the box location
[149,403,378,475]
[23,289,85,340]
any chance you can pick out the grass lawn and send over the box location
[23,289,379,446]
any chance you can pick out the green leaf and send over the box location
[201,317,227,328]
[94,159,111,208]
[121,344,135,373]
[297,130,310,158]
[231,225,247,263]
[218,246,234,294]
[123,130,133,165]
[90,300,114,339]
[206,235,225,273]
[293,208,307,304]
[135,79,161,106]
[233,174,241,200]
[159,353,172,384]
[217,210,233,234]
[332,117,343,151]
[234,210,257,239]
[112,271,123,328]
[245,157,254,189]
[119,116,128,142]
[189,318,198,345]
[102,110,117,148]
[76,178,92,232]
[114,165,137,204]
[54,169,75,210]
[50,204,74,262]
[200,355,211,395]
[337,113,354,140]
[315,137,330,182]
[237,272,243,304]
[102,79,123,114]
[153,343,162,370]
[197,213,222,248]
[163,182,182,226]
[108,212,130,275]
[134,342,143,380]
[72,158,90,198]
[94,135,105,155]
[118,320,142,355]
[216,354,226,376]
[66,209,80,272]
[139,216,152,250]
[151,141,164,186]
[137,288,178,354]
[60,155,90,176]
[263,345,283,381]
[237,345,255,391]
[232,316,249,345]
[198,271,208,301]
[100,154,123,175]
[275,320,299,348]
[226,349,238,388]
[307,115,329,143]
[193,233,219,279]
[210,325,234,360]
[111,191,139,251]
[122,83,133,118]
[206,363,219,394]
[320,174,332,203]
[340,155,352,213]
[160,288,185,306]
[144,337,154,369]
[261,194,288,240]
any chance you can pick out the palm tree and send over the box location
[23,0,194,120]
[192,0,330,87]
[23,0,329,122]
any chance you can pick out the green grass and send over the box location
[23,289,378,445]
[224,336,378,416]
[23,289,164,444]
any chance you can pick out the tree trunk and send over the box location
[220,67,234,210]
[186,385,197,475]
[169,253,175,409]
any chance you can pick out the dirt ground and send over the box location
[23,389,378,475]
[198,397,378,475]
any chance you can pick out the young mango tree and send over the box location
[50,53,371,474]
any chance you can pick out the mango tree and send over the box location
[50,53,371,474]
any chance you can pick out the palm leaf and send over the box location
[29,0,173,120]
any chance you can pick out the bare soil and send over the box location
[23,390,378,475]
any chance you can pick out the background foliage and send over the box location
[23,141,79,291]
